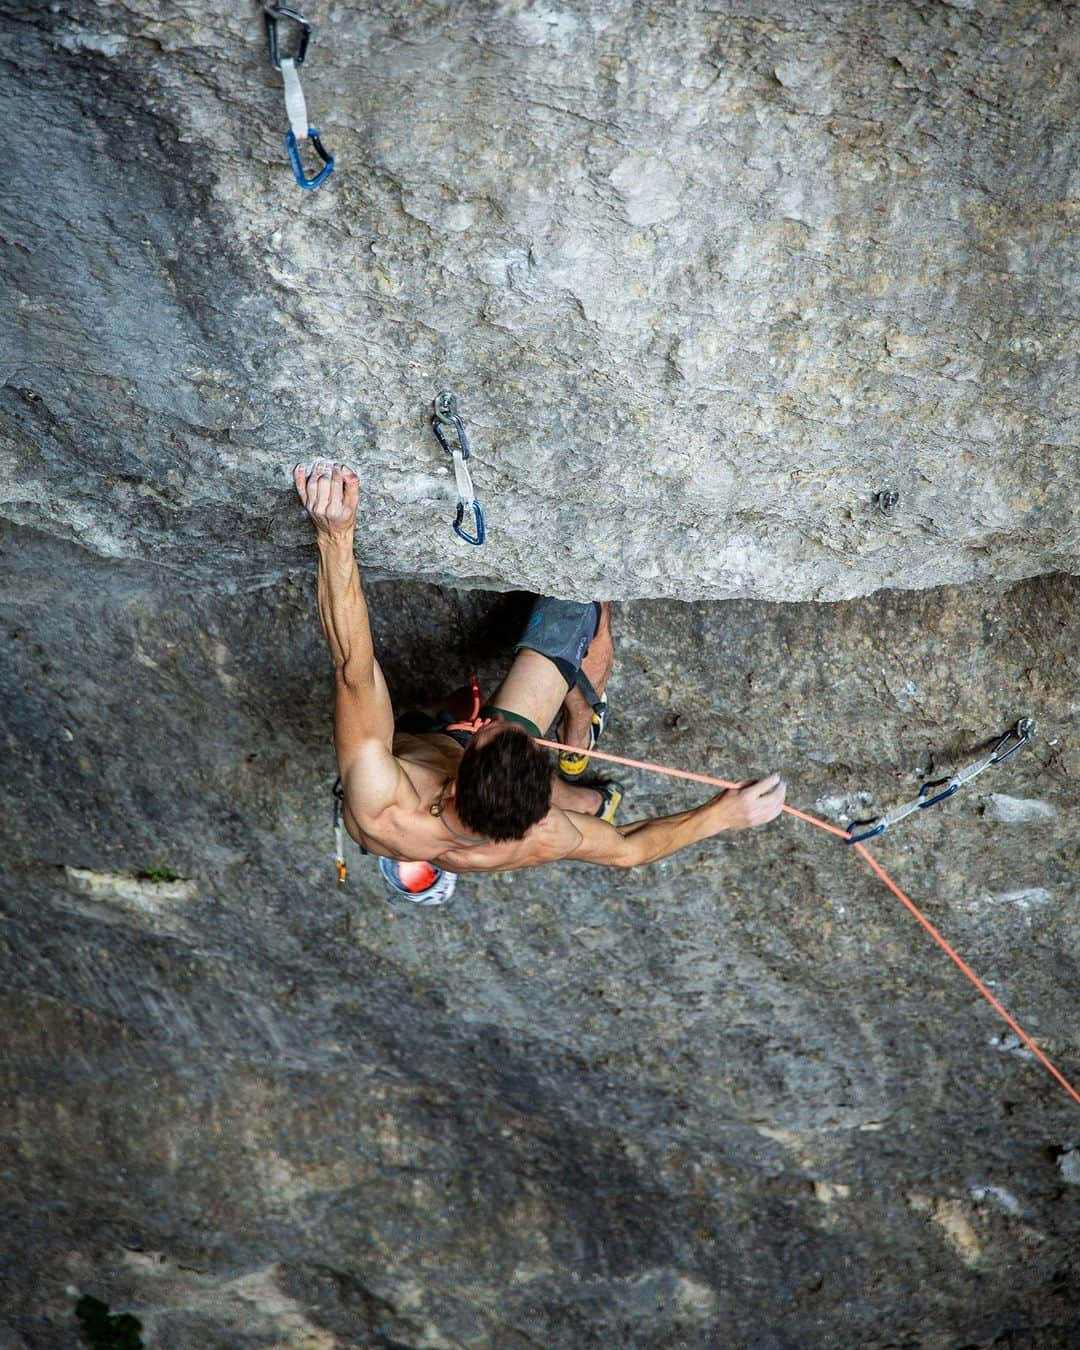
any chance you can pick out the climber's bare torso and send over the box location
[339,721,589,874]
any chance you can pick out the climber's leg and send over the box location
[551,775,622,822]
[482,649,569,742]
[558,602,613,751]
[551,774,601,814]
[484,597,603,739]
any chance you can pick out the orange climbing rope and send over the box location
[535,736,1080,1108]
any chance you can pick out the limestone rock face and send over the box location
[1,0,1077,600]
[2,2,1079,1348]
[3,542,1079,1346]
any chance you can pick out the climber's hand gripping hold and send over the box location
[295,458,359,541]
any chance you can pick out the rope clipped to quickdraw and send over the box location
[324,700,1074,1104]
[332,776,347,884]
[263,5,335,190]
[531,724,1080,1109]
[431,392,485,545]
[846,719,1035,844]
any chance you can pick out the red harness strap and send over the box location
[445,674,492,736]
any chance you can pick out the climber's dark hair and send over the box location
[455,725,552,842]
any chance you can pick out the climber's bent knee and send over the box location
[485,597,602,739]
[514,597,601,690]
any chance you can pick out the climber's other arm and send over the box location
[563,775,786,868]
[295,460,401,813]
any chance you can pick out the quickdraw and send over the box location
[532,725,1079,1108]
[332,777,347,884]
[845,718,1036,844]
[263,5,335,190]
[432,391,485,546]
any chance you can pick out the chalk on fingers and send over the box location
[305,458,360,480]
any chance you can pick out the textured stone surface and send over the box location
[1,0,1077,601]
[1,529,1078,1345]
[2,1,1080,1345]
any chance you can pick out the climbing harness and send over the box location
[444,674,487,736]
[530,729,1079,1110]
[845,719,1036,844]
[263,5,335,190]
[431,392,485,545]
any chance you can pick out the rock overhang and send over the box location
[1,0,1076,601]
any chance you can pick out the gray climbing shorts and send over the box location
[515,596,601,691]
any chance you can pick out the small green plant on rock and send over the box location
[137,866,178,883]
[74,1294,144,1350]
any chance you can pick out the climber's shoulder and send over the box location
[339,738,419,825]
[484,805,584,870]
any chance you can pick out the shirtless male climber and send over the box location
[296,459,786,892]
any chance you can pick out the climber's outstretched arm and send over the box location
[295,461,400,810]
[564,776,786,868]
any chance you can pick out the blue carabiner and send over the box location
[454,499,485,546]
[285,127,334,190]
[845,819,886,845]
[432,392,485,547]
[917,777,960,810]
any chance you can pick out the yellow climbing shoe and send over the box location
[594,780,623,824]
[558,692,609,780]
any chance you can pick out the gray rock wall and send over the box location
[2,534,1078,1345]
[1,2,1079,1346]
[1,0,1077,600]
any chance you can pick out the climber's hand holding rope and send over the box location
[294,459,359,543]
[715,773,787,830]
